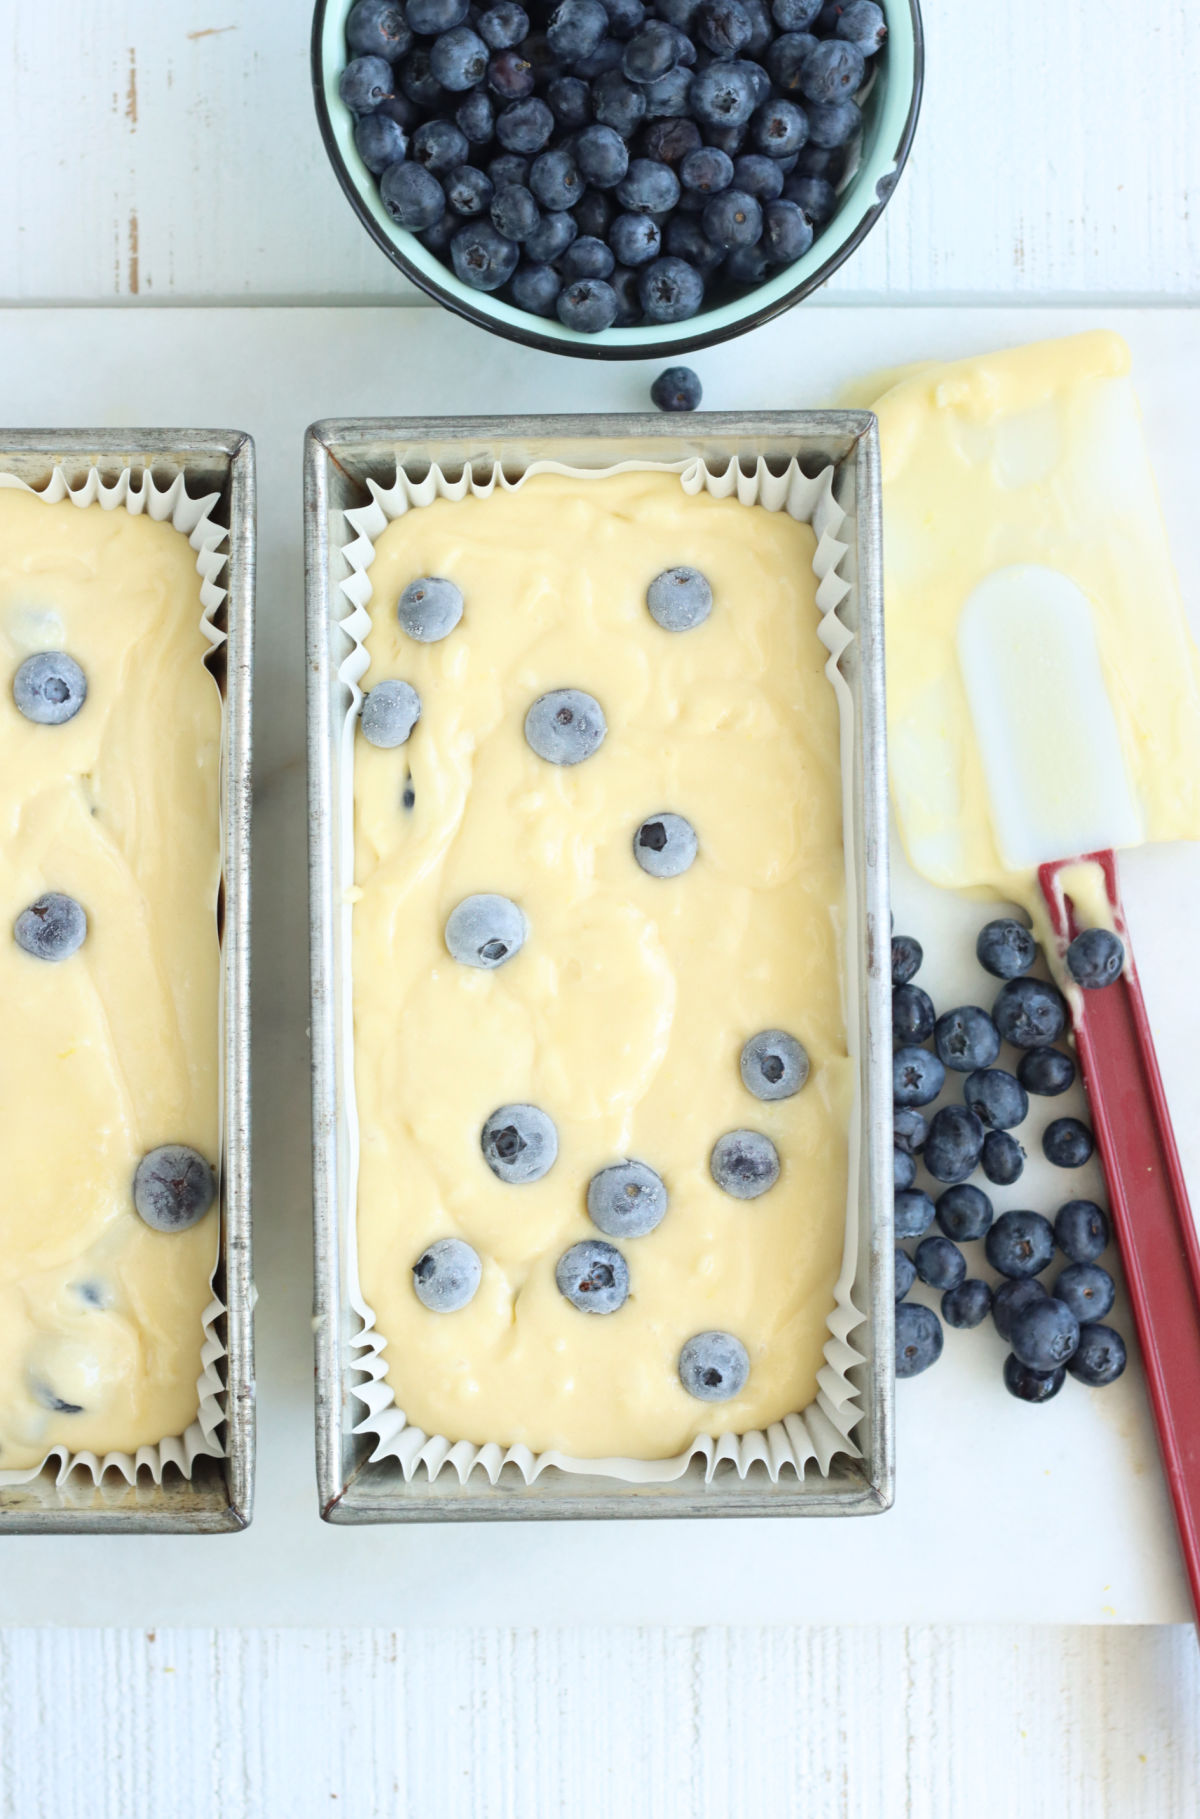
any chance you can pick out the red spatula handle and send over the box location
[1040,852,1200,1624]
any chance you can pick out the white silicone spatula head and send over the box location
[957,564,1144,871]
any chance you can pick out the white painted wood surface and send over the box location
[0,1,1197,304]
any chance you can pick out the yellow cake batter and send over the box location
[353,469,853,1461]
[0,488,221,1470]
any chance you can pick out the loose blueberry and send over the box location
[480,1103,558,1183]
[12,652,88,725]
[561,233,616,279]
[798,37,865,104]
[381,160,446,229]
[525,207,577,260]
[556,1238,630,1313]
[1054,1262,1115,1324]
[782,172,836,226]
[444,893,527,969]
[601,0,647,34]
[1043,1117,1094,1169]
[406,0,468,30]
[478,0,530,47]
[340,54,396,115]
[398,47,446,108]
[1068,1322,1127,1387]
[633,811,697,877]
[1010,1294,1079,1371]
[442,164,492,216]
[992,1276,1046,1342]
[547,74,592,128]
[923,1105,986,1184]
[733,152,785,199]
[934,1005,1000,1073]
[14,892,87,961]
[361,678,421,747]
[586,1158,668,1237]
[622,19,682,80]
[412,1237,482,1311]
[986,1209,1056,1279]
[896,1301,943,1378]
[1066,927,1124,991]
[892,1045,945,1108]
[752,99,809,158]
[489,150,531,189]
[805,98,861,148]
[1003,1353,1066,1403]
[894,1148,916,1192]
[430,25,488,89]
[976,917,1037,979]
[761,196,814,262]
[575,123,630,187]
[695,0,753,56]
[892,983,935,1045]
[893,1107,928,1156]
[681,145,734,193]
[556,275,619,330]
[992,976,1067,1048]
[487,48,536,99]
[348,0,414,60]
[511,261,562,314]
[646,564,712,631]
[935,1182,992,1243]
[617,157,681,212]
[355,111,410,174]
[963,1067,1027,1131]
[981,1130,1025,1185]
[915,1234,966,1293]
[639,256,705,320]
[496,95,555,153]
[133,1145,216,1232]
[665,213,724,274]
[490,182,541,240]
[530,146,582,211]
[894,1188,934,1240]
[710,1128,780,1198]
[650,365,703,411]
[942,1277,992,1330]
[592,69,647,135]
[1017,1045,1076,1097]
[739,1028,809,1102]
[890,933,923,986]
[772,0,820,25]
[689,60,760,128]
[609,263,644,322]
[1054,1199,1109,1264]
[397,575,463,640]
[547,0,609,60]
[572,187,613,237]
[835,0,887,54]
[894,1245,917,1300]
[679,1330,750,1400]
[525,688,607,763]
[413,118,469,174]
[702,187,762,247]
[641,117,702,163]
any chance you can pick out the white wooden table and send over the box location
[2,3,1200,1814]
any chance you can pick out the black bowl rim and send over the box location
[312,0,925,363]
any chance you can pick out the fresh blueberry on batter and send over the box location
[12,651,88,724]
[981,1129,1024,1185]
[893,1189,934,1240]
[480,1103,558,1182]
[894,1148,916,1191]
[555,1238,630,1312]
[1053,1198,1109,1264]
[524,687,608,764]
[1016,1045,1076,1097]
[1053,1261,1115,1324]
[1068,1322,1127,1387]
[892,1107,928,1155]
[975,917,1036,980]
[444,893,527,968]
[646,565,713,631]
[1066,927,1125,990]
[892,983,935,1044]
[892,1045,945,1107]
[397,575,464,641]
[922,1105,985,1183]
[709,1128,780,1198]
[14,892,87,961]
[914,1234,966,1293]
[133,1145,217,1232]
[895,1302,943,1378]
[361,678,422,747]
[992,976,1067,1048]
[678,1330,750,1401]
[633,812,698,878]
[586,1159,668,1237]
[941,1277,992,1330]
[412,1236,482,1311]
[1043,1116,1094,1169]
[890,933,922,986]
[739,1028,809,1101]
[894,1245,917,1301]
[1002,1353,1065,1403]
[992,1277,1046,1342]
[985,1208,1055,1280]
[934,1004,1000,1073]
[1008,1294,1079,1372]
[935,1182,992,1243]
[962,1066,1027,1130]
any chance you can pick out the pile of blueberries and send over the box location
[337,0,887,331]
[890,914,1130,1403]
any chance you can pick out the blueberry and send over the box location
[398,575,463,639]
[976,917,1036,980]
[733,153,785,200]
[767,31,818,94]
[496,96,555,152]
[665,213,723,273]
[646,564,712,631]
[640,66,693,118]
[772,0,820,24]
[935,1182,992,1243]
[412,1237,482,1310]
[923,1105,985,1184]
[740,0,773,51]
[573,187,614,236]
[430,25,489,88]
[355,111,410,173]
[631,812,696,878]
[892,983,935,1044]
[981,1130,1024,1185]
[710,1128,780,1199]
[934,1005,1000,1074]
[894,1148,916,1191]
[406,0,468,30]
[14,892,87,962]
[12,651,88,725]
[893,1106,928,1156]
[985,1209,1056,1279]
[1054,1199,1109,1264]
[805,99,861,148]
[361,678,421,746]
[1010,1294,1079,1371]
[573,36,626,77]
[892,1044,945,1108]
[1003,1354,1066,1403]
[638,256,705,321]
[420,213,459,255]
[528,140,581,209]
[608,263,643,322]
[992,976,1067,1048]
[798,37,865,104]
[444,893,527,968]
[490,182,541,239]
[339,54,396,115]
[1068,1323,1127,1387]
[574,123,630,188]
[656,0,698,24]
[681,145,734,193]
[348,0,414,59]
[896,1302,943,1378]
[443,163,493,216]
[487,47,536,98]
[894,1245,917,1300]
[133,1145,216,1232]
[452,218,521,288]
[561,233,616,279]
[622,20,682,80]
[740,1029,809,1101]
[641,117,702,163]
[587,1159,668,1237]
[547,74,592,128]
[526,206,576,261]
[401,773,416,810]
[399,47,446,108]
[890,933,922,986]
[793,140,847,181]
[592,70,647,135]
[609,211,661,264]
[689,60,760,127]
[511,260,562,313]
[1043,1117,1094,1169]
[547,0,608,59]
[1053,1262,1115,1324]
[617,157,681,212]
[650,365,703,411]
[601,0,646,33]
[489,151,532,189]
[517,29,561,81]
[376,90,421,130]
[702,188,762,247]
[679,1330,750,1400]
[915,1234,966,1292]
[894,1188,934,1240]
[992,1276,1046,1342]
[413,118,469,174]
[752,100,810,162]
[381,160,446,229]
[693,0,749,56]
[1066,927,1124,991]
[963,1067,1027,1131]
[1017,1045,1076,1097]
[783,172,836,227]
[481,1103,558,1182]
[836,0,887,54]
[479,0,529,47]
[555,1239,630,1314]
[942,1278,992,1330]
[525,687,607,762]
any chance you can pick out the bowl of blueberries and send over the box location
[313,0,923,355]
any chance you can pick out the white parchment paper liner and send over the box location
[0,464,229,1488]
[336,455,867,1485]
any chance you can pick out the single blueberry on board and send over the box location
[992,1276,1047,1343]
[480,1103,558,1183]
[740,1028,809,1101]
[985,1209,1056,1280]
[892,983,935,1045]
[646,564,713,630]
[633,812,698,878]
[12,651,88,725]
[1054,1199,1110,1264]
[1017,1046,1076,1097]
[650,365,703,412]
[894,1189,934,1241]
[1053,1262,1115,1324]
[556,1239,630,1313]
[923,1105,986,1184]
[914,1234,966,1293]
[935,1182,992,1243]
[895,1302,943,1378]
[992,976,1068,1048]
[894,1245,917,1301]
[586,1159,668,1237]
[894,1148,916,1192]
[892,1045,945,1108]
[14,892,87,961]
[1068,1323,1127,1387]
[1009,1295,1080,1371]
[934,1005,1000,1074]
[412,1237,482,1311]
[133,1145,217,1232]
[963,1067,1028,1131]
[397,575,463,640]
[1066,927,1125,991]
[942,1277,992,1330]
[981,1129,1025,1186]
[679,1330,750,1400]
[444,893,528,969]
[525,688,608,764]
[893,1107,928,1156]
[1003,1353,1066,1404]
[361,678,421,747]
[1043,1117,1095,1169]
[710,1129,780,1199]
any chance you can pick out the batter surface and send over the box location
[0,488,220,1470]
[353,470,852,1461]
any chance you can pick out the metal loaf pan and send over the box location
[307,413,891,1523]
[0,430,255,1534]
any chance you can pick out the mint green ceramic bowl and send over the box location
[312,0,923,360]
